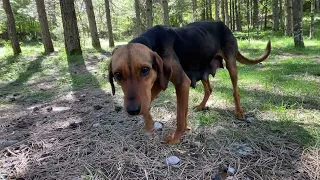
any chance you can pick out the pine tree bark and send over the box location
[292,0,304,47]
[134,0,142,36]
[162,0,170,25]
[310,0,315,39]
[285,0,293,36]
[225,0,229,27]
[235,0,242,31]
[2,0,21,55]
[84,0,101,49]
[192,0,197,21]
[60,0,82,55]
[215,0,220,20]
[252,0,258,29]
[272,0,279,31]
[146,0,153,28]
[208,0,212,19]
[105,0,114,48]
[221,0,225,23]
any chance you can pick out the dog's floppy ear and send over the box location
[152,52,172,90]
[108,61,115,95]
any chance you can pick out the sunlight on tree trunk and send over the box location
[84,0,101,49]
[105,0,114,48]
[310,0,315,39]
[292,0,304,48]
[2,0,21,55]
[285,0,293,36]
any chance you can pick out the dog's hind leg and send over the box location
[225,57,246,119]
[193,79,212,111]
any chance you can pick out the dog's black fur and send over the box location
[129,20,234,88]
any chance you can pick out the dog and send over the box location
[108,20,271,144]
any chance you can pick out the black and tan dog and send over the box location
[108,20,271,144]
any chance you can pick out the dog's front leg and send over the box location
[143,111,154,133]
[165,74,191,144]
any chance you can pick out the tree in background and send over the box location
[84,0,101,49]
[35,0,54,53]
[162,0,169,25]
[60,0,82,55]
[292,0,304,47]
[2,0,21,55]
[224,0,229,27]
[235,0,242,31]
[252,0,259,29]
[215,0,220,20]
[273,0,279,31]
[310,0,315,39]
[221,0,225,23]
[146,0,153,29]
[192,0,197,21]
[285,0,293,36]
[105,0,114,48]
[134,0,142,36]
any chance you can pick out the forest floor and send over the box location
[0,37,319,180]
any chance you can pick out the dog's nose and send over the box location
[127,104,141,115]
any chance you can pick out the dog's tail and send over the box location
[236,40,271,65]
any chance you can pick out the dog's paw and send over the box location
[164,135,181,144]
[235,110,246,120]
[193,105,208,111]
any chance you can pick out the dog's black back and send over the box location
[129,20,237,87]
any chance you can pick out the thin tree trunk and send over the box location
[253,0,258,29]
[292,0,304,47]
[246,0,250,27]
[310,0,315,39]
[316,0,320,12]
[273,0,279,31]
[84,0,101,49]
[134,0,142,36]
[285,0,293,36]
[162,0,169,25]
[225,0,229,26]
[60,0,82,55]
[201,0,206,20]
[2,0,21,55]
[205,0,209,19]
[279,0,283,31]
[208,0,212,19]
[221,0,225,23]
[146,0,153,28]
[192,0,197,21]
[215,0,220,20]
[105,0,114,48]
[264,0,268,29]
[235,0,242,31]
[230,0,233,29]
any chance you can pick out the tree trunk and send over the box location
[104,0,114,48]
[230,0,233,30]
[84,0,101,49]
[208,0,212,19]
[273,0,279,31]
[285,0,293,36]
[134,0,142,36]
[2,0,21,55]
[215,0,220,20]
[235,0,242,31]
[264,0,268,29]
[225,0,229,27]
[279,0,283,31]
[192,0,197,21]
[60,0,82,55]
[162,0,170,25]
[310,0,315,39]
[292,0,304,47]
[146,0,153,28]
[221,0,225,23]
[246,0,250,28]
[252,0,258,29]
[316,0,320,12]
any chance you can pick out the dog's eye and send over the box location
[141,67,150,76]
[114,72,122,80]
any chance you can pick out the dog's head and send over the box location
[108,43,171,115]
